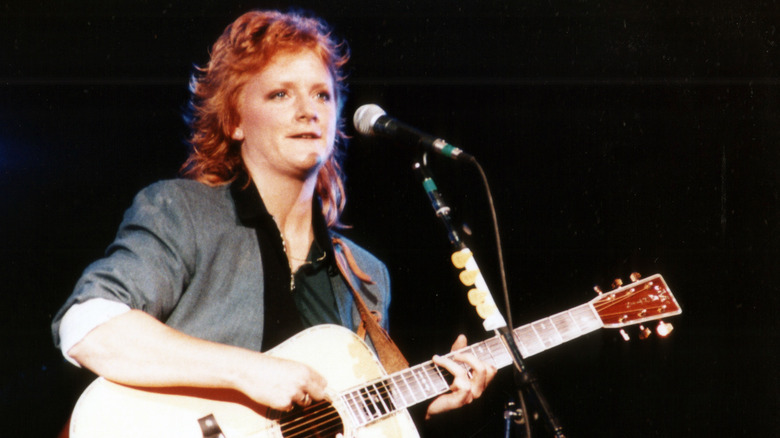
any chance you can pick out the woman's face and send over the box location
[233,49,337,181]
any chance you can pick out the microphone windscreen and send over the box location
[353,104,386,136]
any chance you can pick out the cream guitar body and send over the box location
[70,325,418,438]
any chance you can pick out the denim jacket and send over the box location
[51,179,391,352]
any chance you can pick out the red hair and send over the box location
[181,10,350,227]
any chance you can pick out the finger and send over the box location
[449,353,488,396]
[447,335,489,391]
[432,354,469,381]
[436,351,493,399]
[294,366,328,402]
[432,355,474,401]
[297,392,312,407]
[450,334,468,351]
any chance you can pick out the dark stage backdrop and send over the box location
[1,1,777,436]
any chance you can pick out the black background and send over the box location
[2,1,778,436]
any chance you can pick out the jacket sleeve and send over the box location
[51,182,197,348]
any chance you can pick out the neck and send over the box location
[245,168,319,270]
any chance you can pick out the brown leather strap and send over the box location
[356,310,382,340]
[332,237,409,373]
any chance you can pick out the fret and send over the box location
[339,393,357,425]
[409,369,427,402]
[355,388,373,423]
[378,381,396,412]
[428,363,450,393]
[471,341,491,363]
[365,387,380,421]
[515,324,545,357]
[509,329,529,357]
[485,337,513,368]
[570,304,602,333]
[366,385,383,417]
[343,390,368,425]
[359,385,384,419]
[388,374,409,408]
[532,318,563,349]
[375,381,396,412]
[583,304,603,331]
[399,371,418,404]
[407,367,427,400]
[550,310,581,342]
[333,278,664,426]
[343,390,358,424]
[418,365,437,396]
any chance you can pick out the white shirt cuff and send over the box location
[59,298,131,367]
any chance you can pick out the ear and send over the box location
[231,125,245,141]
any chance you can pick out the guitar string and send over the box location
[350,339,509,414]
[284,418,342,438]
[334,350,486,429]
[274,343,504,437]
[279,402,342,437]
[278,378,411,436]
[277,344,508,434]
[280,315,602,437]
[284,420,342,438]
[283,285,664,437]
[349,307,601,423]
[592,284,661,319]
[276,335,555,437]
[278,322,593,437]
[277,381,408,437]
[594,283,663,312]
[592,288,640,313]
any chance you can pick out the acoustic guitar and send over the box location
[69,273,681,437]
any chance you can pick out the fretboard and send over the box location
[339,302,603,427]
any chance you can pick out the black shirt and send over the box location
[230,177,341,351]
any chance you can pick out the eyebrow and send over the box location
[272,80,334,91]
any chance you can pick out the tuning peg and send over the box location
[451,248,472,269]
[630,272,642,282]
[638,325,652,340]
[458,270,479,286]
[619,329,630,341]
[656,320,674,337]
[593,285,603,295]
[611,278,623,289]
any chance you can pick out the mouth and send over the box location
[289,132,321,139]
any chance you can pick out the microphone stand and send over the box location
[412,155,565,438]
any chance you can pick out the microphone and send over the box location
[353,104,473,162]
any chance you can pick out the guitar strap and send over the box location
[331,237,410,373]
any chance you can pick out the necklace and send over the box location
[287,253,310,263]
[279,233,298,291]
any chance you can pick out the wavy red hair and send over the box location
[181,10,350,227]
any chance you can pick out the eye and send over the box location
[315,91,332,102]
[268,90,288,100]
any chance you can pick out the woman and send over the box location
[52,9,495,430]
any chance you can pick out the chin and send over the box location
[295,153,328,177]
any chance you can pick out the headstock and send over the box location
[591,274,681,336]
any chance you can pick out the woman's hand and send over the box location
[236,354,328,411]
[425,334,497,419]
[69,310,328,412]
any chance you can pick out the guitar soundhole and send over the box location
[279,400,344,438]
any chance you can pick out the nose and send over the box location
[296,97,318,122]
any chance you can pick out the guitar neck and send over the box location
[339,302,602,427]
